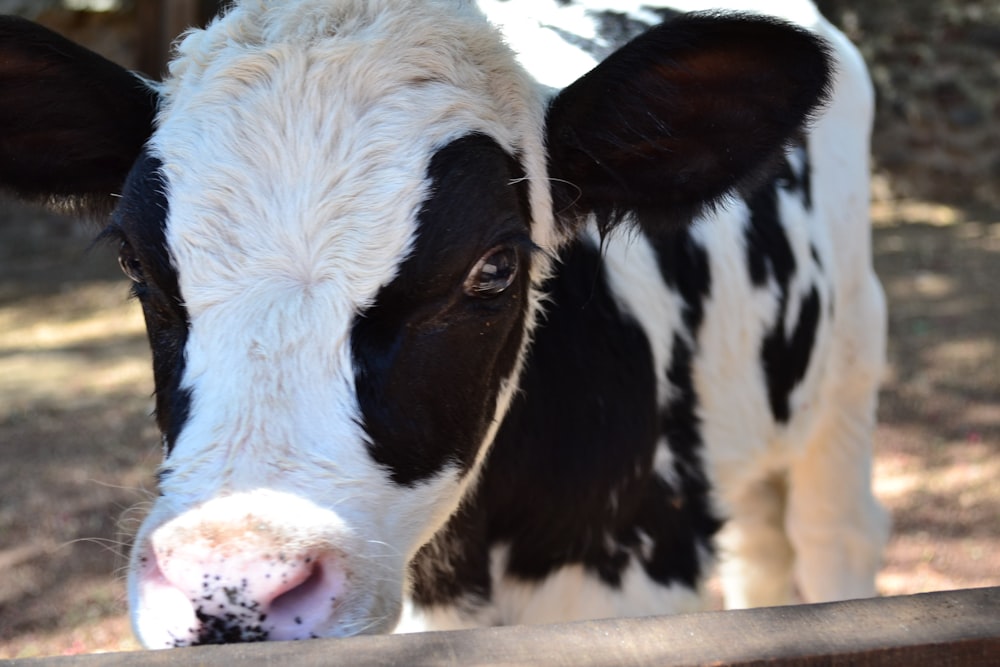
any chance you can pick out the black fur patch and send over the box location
[409,496,492,608]
[410,222,721,605]
[651,225,712,332]
[645,331,721,588]
[478,232,716,593]
[483,237,661,587]
[646,228,720,587]
[745,153,823,423]
[103,153,191,454]
[352,134,534,487]
[543,9,662,62]
[760,286,822,423]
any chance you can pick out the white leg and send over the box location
[785,404,890,602]
[785,274,890,603]
[717,474,797,609]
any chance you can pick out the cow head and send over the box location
[0,0,830,645]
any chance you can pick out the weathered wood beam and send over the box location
[7,587,999,666]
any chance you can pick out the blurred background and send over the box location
[1,0,998,658]
[0,0,221,78]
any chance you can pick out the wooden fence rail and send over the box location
[5,587,998,666]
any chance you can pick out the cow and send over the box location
[0,0,889,648]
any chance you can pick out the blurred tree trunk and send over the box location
[136,0,224,78]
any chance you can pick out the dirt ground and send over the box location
[1,1,999,660]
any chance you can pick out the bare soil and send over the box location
[1,0,999,659]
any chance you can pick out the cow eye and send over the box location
[465,245,518,298]
[118,241,145,284]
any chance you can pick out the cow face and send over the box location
[113,1,552,644]
[120,136,541,643]
[0,0,830,645]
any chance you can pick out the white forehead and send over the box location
[151,0,552,319]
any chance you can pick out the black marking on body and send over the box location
[644,332,721,587]
[483,237,661,587]
[647,227,722,587]
[651,225,712,332]
[410,232,720,609]
[409,497,492,609]
[352,134,534,486]
[544,11,654,62]
[760,285,822,423]
[646,228,722,588]
[543,5,681,62]
[745,147,823,423]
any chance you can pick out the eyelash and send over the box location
[465,245,519,298]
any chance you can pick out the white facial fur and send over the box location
[128,0,555,645]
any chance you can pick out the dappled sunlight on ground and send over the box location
[0,285,148,409]
[870,198,1000,600]
[0,201,159,658]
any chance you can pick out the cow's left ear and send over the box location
[545,12,832,234]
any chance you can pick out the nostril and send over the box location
[130,495,366,646]
[271,558,325,614]
[256,552,320,605]
[266,555,348,640]
[136,541,349,645]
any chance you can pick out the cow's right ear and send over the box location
[0,15,158,214]
[544,12,832,236]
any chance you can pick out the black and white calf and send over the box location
[0,0,889,647]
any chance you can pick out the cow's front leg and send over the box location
[786,274,890,603]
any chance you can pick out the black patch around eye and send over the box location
[352,133,533,486]
[104,151,192,456]
[743,167,823,423]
